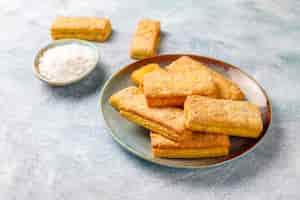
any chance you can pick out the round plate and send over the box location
[33,39,99,86]
[99,54,272,168]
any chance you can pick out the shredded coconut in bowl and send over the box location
[38,44,96,83]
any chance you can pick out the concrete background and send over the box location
[0,0,299,199]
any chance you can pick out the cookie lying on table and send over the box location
[130,19,160,59]
[143,70,218,107]
[166,56,245,100]
[150,132,230,158]
[51,16,112,42]
[109,87,191,141]
[184,95,263,138]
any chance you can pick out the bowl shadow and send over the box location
[43,62,108,99]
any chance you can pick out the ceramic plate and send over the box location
[99,54,272,168]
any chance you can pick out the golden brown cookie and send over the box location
[166,56,245,100]
[109,87,191,141]
[184,95,263,138]
[51,16,112,42]
[130,19,160,59]
[150,132,230,158]
[130,63,162,86]
[143,70,217,107]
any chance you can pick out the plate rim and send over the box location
[98,54,273,169]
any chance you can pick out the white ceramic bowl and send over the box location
[33,39,99,86]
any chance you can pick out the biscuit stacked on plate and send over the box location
[109,56,263,158]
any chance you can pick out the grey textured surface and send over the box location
[0,0,299,199]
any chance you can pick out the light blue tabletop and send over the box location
[0,0,299,199]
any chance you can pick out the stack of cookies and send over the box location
[109,56,263,158]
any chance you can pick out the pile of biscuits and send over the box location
[109,56,263,159]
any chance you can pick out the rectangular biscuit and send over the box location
[109,87,191,141]
[143,70,218,107]
[184,96,263,138]
[150,132,230,158]
[166,56,245,100]
[51,16,112,42]
[130,19,160,59]
[131,63,162,86]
